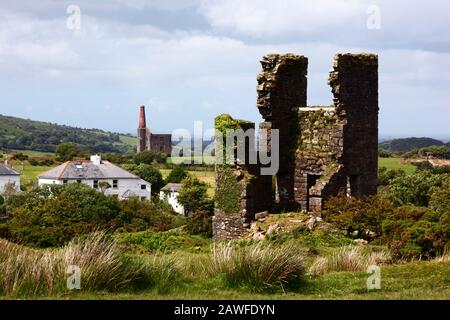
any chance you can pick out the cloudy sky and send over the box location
[0,0,449,139]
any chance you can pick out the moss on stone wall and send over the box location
[214,114,253,135]
[215,165,244,215]
[298,108,338,152]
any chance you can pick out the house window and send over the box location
[93,180,99,189]
[141,184,146,190]
[77,180,82,184]
[113,180,118,189]
[63,180,68,184]
[140,196,146,201]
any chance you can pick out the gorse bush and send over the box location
[308,246,391,276]
[208,242,305,292]
[382,206,450,259]
[322,194,394,239]
[387,171,449,207]
[378,167,405,186]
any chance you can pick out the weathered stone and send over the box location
[213,53,378,240]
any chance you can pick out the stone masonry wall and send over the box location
[256,54,308,210]
[329,54,379,197]
[213,114,272,240]
[213,53,378,239]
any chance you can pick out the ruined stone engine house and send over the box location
[213,53,379,240]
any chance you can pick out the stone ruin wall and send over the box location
[213,53,378,240]
[256,54,308,210]
[212,115,272,240]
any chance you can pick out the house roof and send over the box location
[0,164,20,176]
[161,183,181,192]
[38,160,141,180]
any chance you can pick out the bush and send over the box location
[165,166,188,184]
[11,152,28,161]
[186,211,212,237]
[178,175,213,214]
[208,242,305,292]
[28,159,39,166]
[56,143,78,161]
[122,164,164,194]
[322,194,394,240]
[5,184,174,247]
[429,183,450,215]
[388,171,449,207]
[378,148,392,158]
[378,167,405,186]
[382,206,450,259]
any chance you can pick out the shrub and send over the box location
[381,205,450,259]
[56,143,78,161]
[178,175,213,214]
[165,166,188,184]
[5,184,174,247]
[388,171,449,207]
[378,148,392,158]
[134,150,156,165]
[429,183,450,215]
[122,164,164,194]
[11,152,28,161]
[28,159,39,166]
[308,246,391,275]
[378,167,405,186]
[208,242,305,292]
[118,198,174,232]
[322,194,394,240]
[186,211,212,237]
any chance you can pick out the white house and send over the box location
[0,164,21,194]
[160,183,185,215]
[38,155,151,200]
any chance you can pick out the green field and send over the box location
[378,157,416,174]
[118,135,137,150]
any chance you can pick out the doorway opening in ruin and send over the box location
[307,174,321,211]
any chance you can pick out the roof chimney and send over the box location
[90,154,101,165]
[138,105,146,128]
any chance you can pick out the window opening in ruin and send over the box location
[307,174,321,211]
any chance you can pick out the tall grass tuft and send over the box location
[0,232,158,296]
[208,242,305,292]
[308,246,391,275]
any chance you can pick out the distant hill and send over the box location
[379,137,445,152]
[0,114,136,154]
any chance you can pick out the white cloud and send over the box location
[200,0,365,36]
[0,1,448,137]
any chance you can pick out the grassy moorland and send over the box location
[1,230,448,300]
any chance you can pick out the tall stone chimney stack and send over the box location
[139,105,146,128]
[137,105,148,153]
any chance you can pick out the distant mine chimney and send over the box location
[139,105,146,128]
